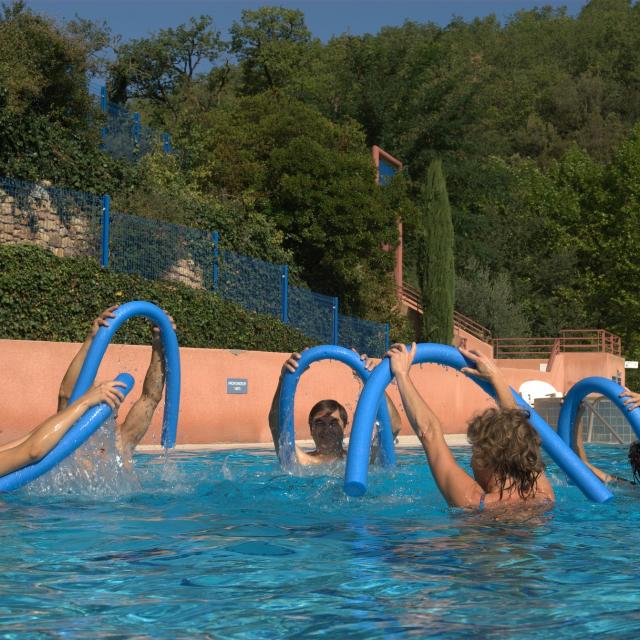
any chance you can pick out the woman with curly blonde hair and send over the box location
[385,343,554,510]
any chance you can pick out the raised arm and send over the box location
[117,318,173,460]
[570,409,612,484]
[57,306,119,411]
[268,352,302,457]
[0,380,125,477]
[459,347,516,410]
[385,394,402,438]
[387,343,484,508]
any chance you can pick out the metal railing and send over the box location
[89,84,172,162]
[399,282,421,313]
[397,282,493,343]
[453,310,493,343]
[558,329,622,356]
[493,336,557,359]
[493,330,622,360]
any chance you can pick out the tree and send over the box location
[0,1,96,123]
[456,258,530,337]
[230,6,312,93]
[172,92,398,314]
[112,151,294,266]
[418,160,454,344]
[0,1,128,192]
[109,15,224,115]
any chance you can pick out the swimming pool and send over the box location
[1,445,639,639]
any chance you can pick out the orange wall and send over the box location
[0,339,625,446]
[0,340,495,445]
[454,328,493,357]
[555,352,624,389]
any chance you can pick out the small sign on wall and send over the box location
[625,361,639,369]
[227,378,248,394]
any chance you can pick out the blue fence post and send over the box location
[332,297,339,345]
[101,195,110,268]
[100,86,108,144]
[162,133,172,154]
[133,112,141,146]
[385,322,390,353]
[281,265,289,324]
[212,231,219,293]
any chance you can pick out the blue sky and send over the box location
[27,1,590,42]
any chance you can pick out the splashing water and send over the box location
[25,419,141,499]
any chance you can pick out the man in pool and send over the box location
[56,305,175,467]
[268,351,402,465]
[571,390,640,486]
[385,343,554,510]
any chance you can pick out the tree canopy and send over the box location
[3,0,640,375]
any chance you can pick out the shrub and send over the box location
[0,244,315,351]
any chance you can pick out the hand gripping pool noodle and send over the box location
[277,345,396,469]
[557,377,640,448]
[0,373,135,492]
[344,343,613,503]
[68,301,181,448]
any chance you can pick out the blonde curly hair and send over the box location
[467,408,545,499]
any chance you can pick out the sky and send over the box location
[27,0,591,43]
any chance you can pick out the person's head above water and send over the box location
[308,399,348,454]
[628,441,640,483]
[467,407,545,499]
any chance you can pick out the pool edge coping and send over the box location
[136,434,471,452]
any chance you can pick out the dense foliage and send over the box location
[0,244,314,351]
[1,0,640,375]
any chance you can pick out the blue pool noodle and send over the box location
[557,376,640,447]
[344,343,613,503]
[278,345,396,469]
[0,373,135,492]
[68,301,181,448]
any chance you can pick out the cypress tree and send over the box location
[418,159,455,344]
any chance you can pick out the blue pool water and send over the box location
[1,444,640,639]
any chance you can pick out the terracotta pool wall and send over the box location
[0,339,624,447]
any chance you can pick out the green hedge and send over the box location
[0,244,315,351]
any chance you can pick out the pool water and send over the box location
[1,445,639,639]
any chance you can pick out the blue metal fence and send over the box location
[91,84,171,162]
[0,176,390,355]
[288,287,336,345]
[109,210,214,290]
[0,176,102,260]
[218,250,283,317]
[339,315,391,357]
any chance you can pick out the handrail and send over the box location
[68,301,181,448]
[397,282,493,343]
[453,310,493,342]
[399,282,421,313]
[344,343,612,503]
[494,329,623,359]
[277,345,396,469]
